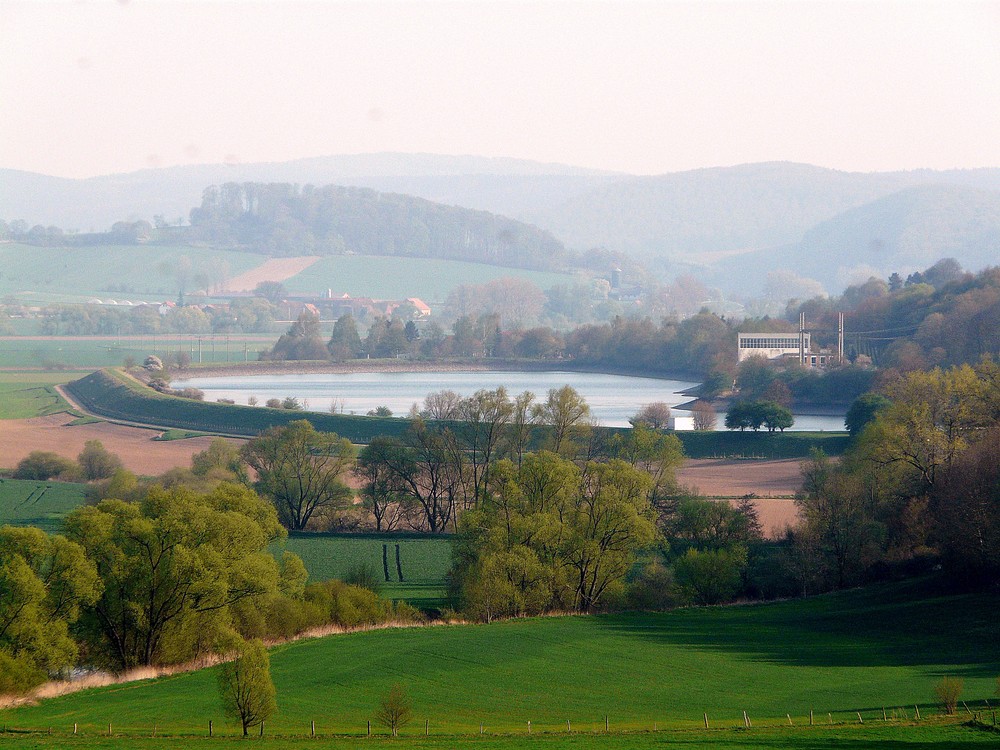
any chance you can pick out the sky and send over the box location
[2,0,1000,179]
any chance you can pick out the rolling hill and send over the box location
[5,156,1000,295]
[1,579,996,738]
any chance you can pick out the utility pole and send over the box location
[838,312,845,363]
[799,312,806,365]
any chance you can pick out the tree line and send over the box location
[790,358,1000,591]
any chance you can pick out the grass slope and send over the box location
[3,580,997,738]
[0,479,87,535]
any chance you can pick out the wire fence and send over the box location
[3,703,996,740]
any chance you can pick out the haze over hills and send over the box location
[729,184,1000,290]
[3,154,1000,295]
[0,154,622,234]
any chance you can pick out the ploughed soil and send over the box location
[0,414,245,475]
[220,256,321,293]
[676,457,803,538]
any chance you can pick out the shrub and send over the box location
[13,451,78,480]
[344,562,383,594]
[0,649,46,696]
[627,558,677,611]
[934,676,963,715]
[77,440,123,481]
[673,546,748,605]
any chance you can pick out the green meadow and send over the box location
[277,532,453,609]
[0,373,81,419]
[0,337,276,370]
[0,479,88,535]
[0,721,997,749]
[2,579,997,741]
[0,243,578,307]
[0,244,263,305]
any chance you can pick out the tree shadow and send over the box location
[597,579,1000,677]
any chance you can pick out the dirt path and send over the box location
[220,256,321,293]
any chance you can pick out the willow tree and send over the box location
[0,526,100,692]
[65,483,296,670]
[455,452,657,619]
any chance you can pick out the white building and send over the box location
[737,333,809,362]
[668,415,695,431]
[737,332,833,368]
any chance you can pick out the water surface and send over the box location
[172,370,846,431]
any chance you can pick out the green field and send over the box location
[0,244,264,306]
[278,532,453,609]
[0,721,996,749]
[2,579,997,741]
[0,336,276,369]
[280,255,579,303]
[0,372,81,419]
[0,479,88,535]
[0,243,579,308]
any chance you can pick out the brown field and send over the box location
[0,414,244,475]
[677,458,804,537]
[220,255,321,292]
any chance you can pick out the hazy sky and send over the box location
[3,0,1000,178]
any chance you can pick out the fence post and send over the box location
[74,724,77,735]
[882,707,887,721]
[914,705,920,720]
[787,714,793,726]
[311,719,315,736]
[567,720,571,732]
[704,712,709,729]
[809,709,813,726]
[527,721,531,734]
[209,720,212,737]
[367,720,371,736]
[605,715,609,732]
[108,723,112,736]
[260,721,264,737]
[857,712,863,724]
[480,723,484,735]
[425,719,428,736]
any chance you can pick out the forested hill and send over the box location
[187,182,570,271]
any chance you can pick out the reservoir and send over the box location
[171,370,846,431]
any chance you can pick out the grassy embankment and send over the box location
[65,369,850,457]
[1,579,997,744]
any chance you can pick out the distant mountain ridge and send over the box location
[4,155,1000,294]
